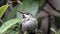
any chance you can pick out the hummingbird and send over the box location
[18,11,38,34]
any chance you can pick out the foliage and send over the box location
[51,28,60,34]
[0,18,21,34]
[0,0,60,34]
[0,0,41,34]
[0,4,9,19]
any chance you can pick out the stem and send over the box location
[47,15,51,34]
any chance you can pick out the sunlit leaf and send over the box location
[0,4,9,19]
[50,28,57,34]
[0,18,21,33]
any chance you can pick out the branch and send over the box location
[44,3,60,17]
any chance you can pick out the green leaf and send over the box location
[6,5,19,20]
[18,0,39,17]
[0,18,21,33]
[50,28,57,34]
[9,31,17,34]
[9,30,19,34]
[0,4,9,18]
[2,4,21,22]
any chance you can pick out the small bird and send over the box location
[19,11,38,34]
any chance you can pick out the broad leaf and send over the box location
[0,18,21,33]
[50,28,57,34]
[0,4,9,19]
[18,0,40,17]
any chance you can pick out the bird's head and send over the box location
[23,12,33,18]
[18,11,33,18]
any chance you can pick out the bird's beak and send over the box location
[18,10,24,14]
